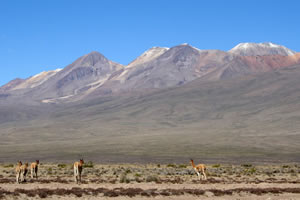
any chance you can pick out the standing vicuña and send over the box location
[74,159,84,184]
[30,160,39,179]
[17,162,29,183]
[15,161,22,184]
[190,159,207,180]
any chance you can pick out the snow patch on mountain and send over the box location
[229,42,295,56]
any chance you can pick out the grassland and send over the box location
[0,162,300,199]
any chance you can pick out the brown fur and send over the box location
[74,159,84,184]
[15,161,22,183]
[16,162,28,183]
[190,159,207,180]
[30,160,39,179]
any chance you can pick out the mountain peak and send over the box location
[232,42,281,49]
[229,42,295,56]
[84,51,106,59]
[180,43,189,46]
[164,44,202,56]
[128,46,169,67]
[76,51,109,67]
[174,43,202,52]
[86,51,103,56]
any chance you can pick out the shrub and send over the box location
[241,163,252,168]
[167,164,176,168]
[249,167,257,174]
[212,164,221,168]
[146,175,159,183]
[47,167,53,174]
[3,164,14,168]
[265,171,273,177]
[135,177,142,183]
[291,173,298,177]
[120,173,130,183]
[57,164,67,168]
[84,161,94,168]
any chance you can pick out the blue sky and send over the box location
[0,0,299,86]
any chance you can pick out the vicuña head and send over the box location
[80,159,84,165]
[36,160,40,164]
[190,159,195,166]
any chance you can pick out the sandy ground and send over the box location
[1,182,300,190]
[3,193,300,200]
[1,183,300,200]
[1,163,300,199]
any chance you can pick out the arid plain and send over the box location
[1,162,300,199]
[1,44,300,199]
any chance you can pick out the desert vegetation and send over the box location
[0,162,300,199]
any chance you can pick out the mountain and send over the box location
[203,52,300,80]
[99,43,300,93]
[127,46,169,67]
[0,42,300,162]
[1,64,300,162]
[239,53,300,71]
[0,78,25,92]
[1,43,299,104]
[229,42,296,56]
[7,69,62,91]
[107,44,207,90]
[85,44,244,97]
[8,51,123,103]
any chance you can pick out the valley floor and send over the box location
[1,163,300,199]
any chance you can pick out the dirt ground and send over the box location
[1,163,300,199]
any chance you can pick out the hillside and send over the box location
[1,64,300,163]
[1,43,299,105]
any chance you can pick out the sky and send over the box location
[0,0,299,86]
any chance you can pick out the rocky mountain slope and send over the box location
[1,42,298,104]
[0,42,300,162]
[1,64,300,162]
[0,51,123,103]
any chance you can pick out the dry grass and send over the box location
[1,163,300,184]
[1,187,300,199]
[0,163,300,199]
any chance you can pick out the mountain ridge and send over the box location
[229,42,296,56]
[0,42,299,104]
[1,42,300,162]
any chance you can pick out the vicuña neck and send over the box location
[191,161,196,168]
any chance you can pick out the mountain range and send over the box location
[1,42,300,104]
[0,42,300,163]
